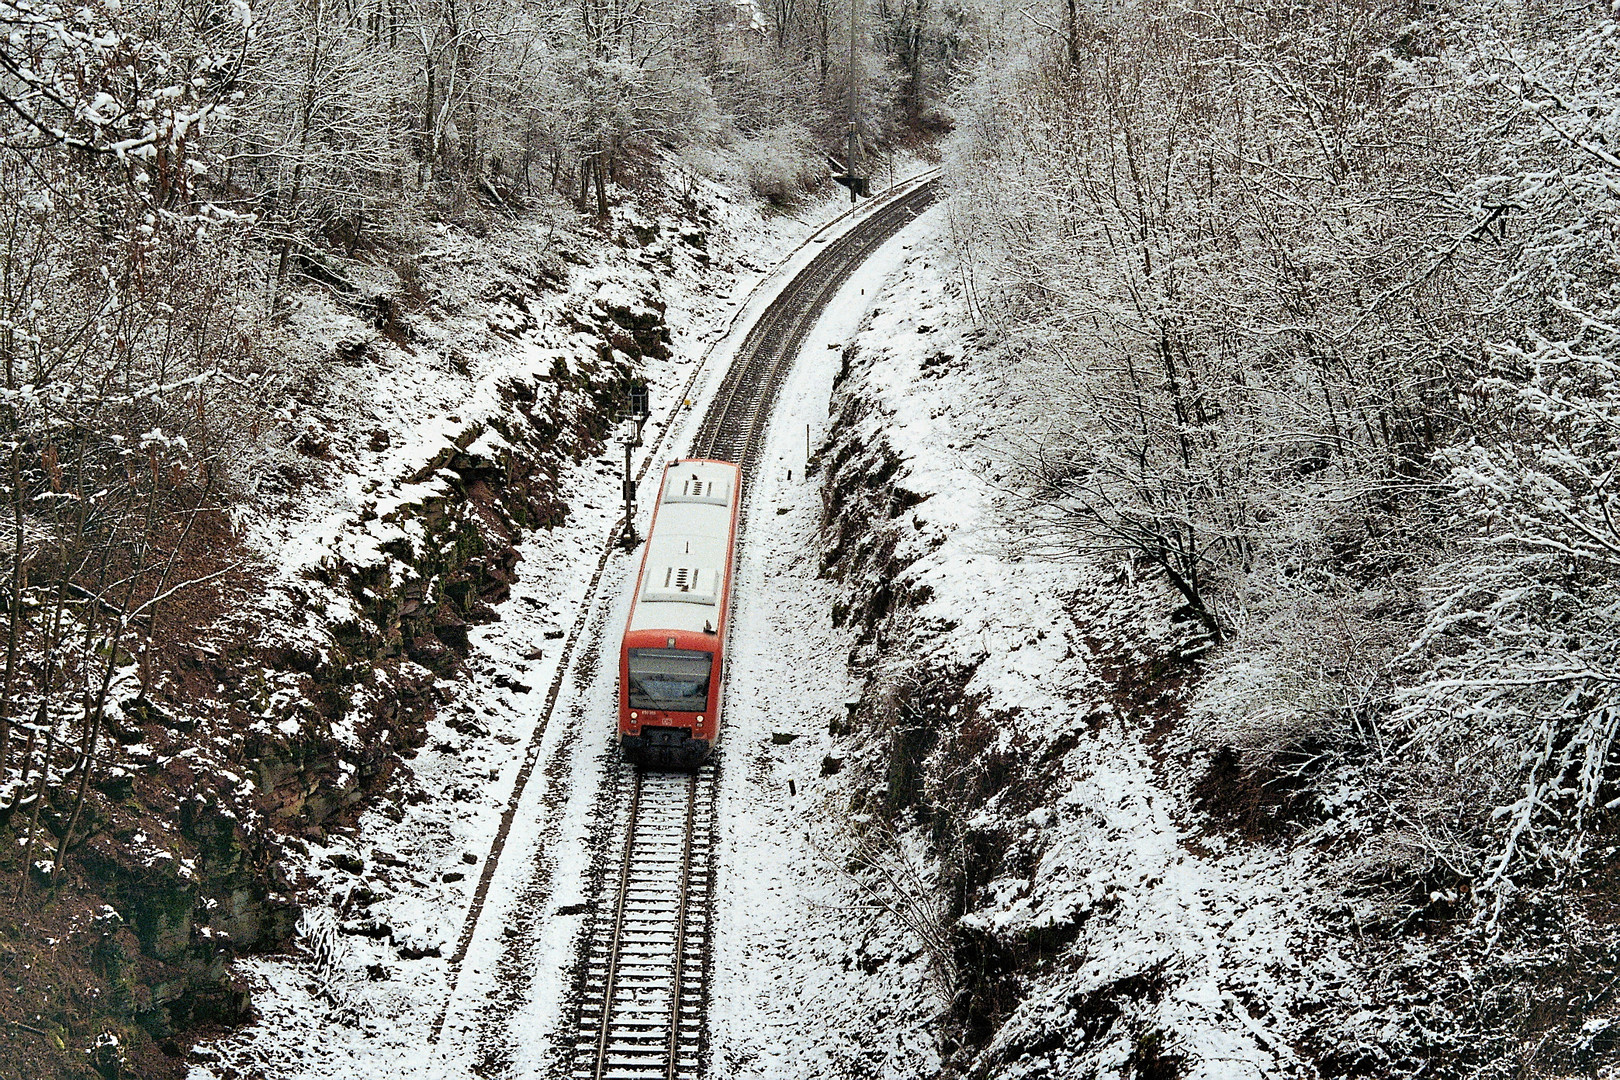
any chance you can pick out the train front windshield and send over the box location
[627,648,713,712]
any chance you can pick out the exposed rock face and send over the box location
[592,292,673,362]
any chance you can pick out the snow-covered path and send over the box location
[705,204,949,1078]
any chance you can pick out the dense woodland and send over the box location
[942,0,1620,1067]
[950,0,1620,953]
[3,0,1620,1067]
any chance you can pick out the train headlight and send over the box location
[630,712,638,720]
[697,716,704,724]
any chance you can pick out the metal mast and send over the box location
[846,0,859,202]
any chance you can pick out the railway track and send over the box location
[572,764,718,1080]
[569,175,941,1080]
[693,178,942,466]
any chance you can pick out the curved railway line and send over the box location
[424,177,940,1069]
[692,178,942,466]
[568,176,941,1080]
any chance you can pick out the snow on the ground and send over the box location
[775,214,1348,1077]
[189,166,941,1080]
[705,202,953,1079]
[191,166,1341,1080]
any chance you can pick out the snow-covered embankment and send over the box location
[801,215,1347,1078]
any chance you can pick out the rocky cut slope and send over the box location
[814,223,1350,1079]
[0,176,760,1079]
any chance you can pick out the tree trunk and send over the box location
[421,60,436,184]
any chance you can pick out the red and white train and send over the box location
[618,459,741,768]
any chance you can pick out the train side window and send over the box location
[627,648,713,711]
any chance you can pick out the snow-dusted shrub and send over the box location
[1185,576,1429,843]
[735,122,826,205]
[1193,579,1418,759]
[1403,285,1620,920]
[842,813,959,992]
[1376,10,1620,938]
[296,907,361,1026]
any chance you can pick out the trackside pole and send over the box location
[621,436,636,545]
[620,385,652,548]
[845,0,860,202]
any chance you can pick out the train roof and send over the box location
[627,460,740,636]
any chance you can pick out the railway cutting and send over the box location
[566,176,940,1080]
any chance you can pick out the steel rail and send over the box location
[573,765,715,1080]
[664,772,699,1079]
[693,178,940,466]
[588,767,645,1080]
